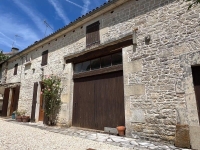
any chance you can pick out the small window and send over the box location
[82,61,90,72]
[74,63,82,74]
[91,58,100,70]
[14,64,18,75]
[101,55,111,68]
[41,50,48,66]
[86,21,100,47]
[112,52,122,65]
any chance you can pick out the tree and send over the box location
[0,53,9,62]
[186,0,200,9]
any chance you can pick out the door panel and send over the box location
[1,88,10,116]
[31,82,38,122]
[39,83,45,121]
[73,77,95,129]
[13,86,20,113]
[9,88,15,115]
[72,71,125,130]
[95,71,125,130]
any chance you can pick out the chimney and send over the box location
[11,47,19,54]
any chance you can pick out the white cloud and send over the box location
[65,0,84,9]
[48,0,70,25]
[65,0,90,15]
[0,14,40,51]
[81,0,91,15]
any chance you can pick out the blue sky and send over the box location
[0,0,108,53]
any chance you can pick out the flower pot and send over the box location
[22,116,30,122]
[116,126,126,136]
[16,116,22,122]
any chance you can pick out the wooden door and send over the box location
[13,86,20,112]
[31,82,38,122]
[39,83,44,121]
[72,71,125,130]
[9,88,15,115]
[9,86,20,115]
[1,88,10,116]
[192,66,200,123]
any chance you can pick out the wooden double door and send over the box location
[1,86,20,116]
[72,71,125,130]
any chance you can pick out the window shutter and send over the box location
[14,64,18,75]
[86,21,100,47]
[41,50,48,66]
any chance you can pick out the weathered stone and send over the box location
[125,84,145,96]
[189,126,200,150]
[175,125,190,148]
[123,59,143,74]
[131,109,145,123]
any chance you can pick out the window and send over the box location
[41,50,48,66]
[86,21,100,47]
[14,64,18,75]
[74,52,122,74]
[101,55,111,68]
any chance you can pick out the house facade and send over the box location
[0,0,200,147]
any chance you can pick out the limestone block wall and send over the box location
[121,0,200,142]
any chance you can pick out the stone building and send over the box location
[0,0,200,148]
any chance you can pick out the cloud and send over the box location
[65,0,84,9]
[0,14,40,51]
[65,0,90,15]
[48,0,70,25]
[81,0,91,15]
[13,0,53,35]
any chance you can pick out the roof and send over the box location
[1,0,125,64]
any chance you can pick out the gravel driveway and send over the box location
[0,119,129,150]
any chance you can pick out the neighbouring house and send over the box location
[0,47,19,114]
[0,0,200,148]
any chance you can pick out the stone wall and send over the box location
[2,0,200,143]
[121,0,200,142]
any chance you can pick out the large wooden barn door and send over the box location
[192,66,200,123]
[1,88,10,116]
[73,71,125,130]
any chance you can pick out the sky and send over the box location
[0,0,108,53]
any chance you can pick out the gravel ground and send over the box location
[0,119,130,150]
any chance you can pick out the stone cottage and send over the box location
[0,0,200,148]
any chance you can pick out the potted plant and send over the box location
[116,126,126,136]
[21,110,30,122]
[16,110,22,122]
